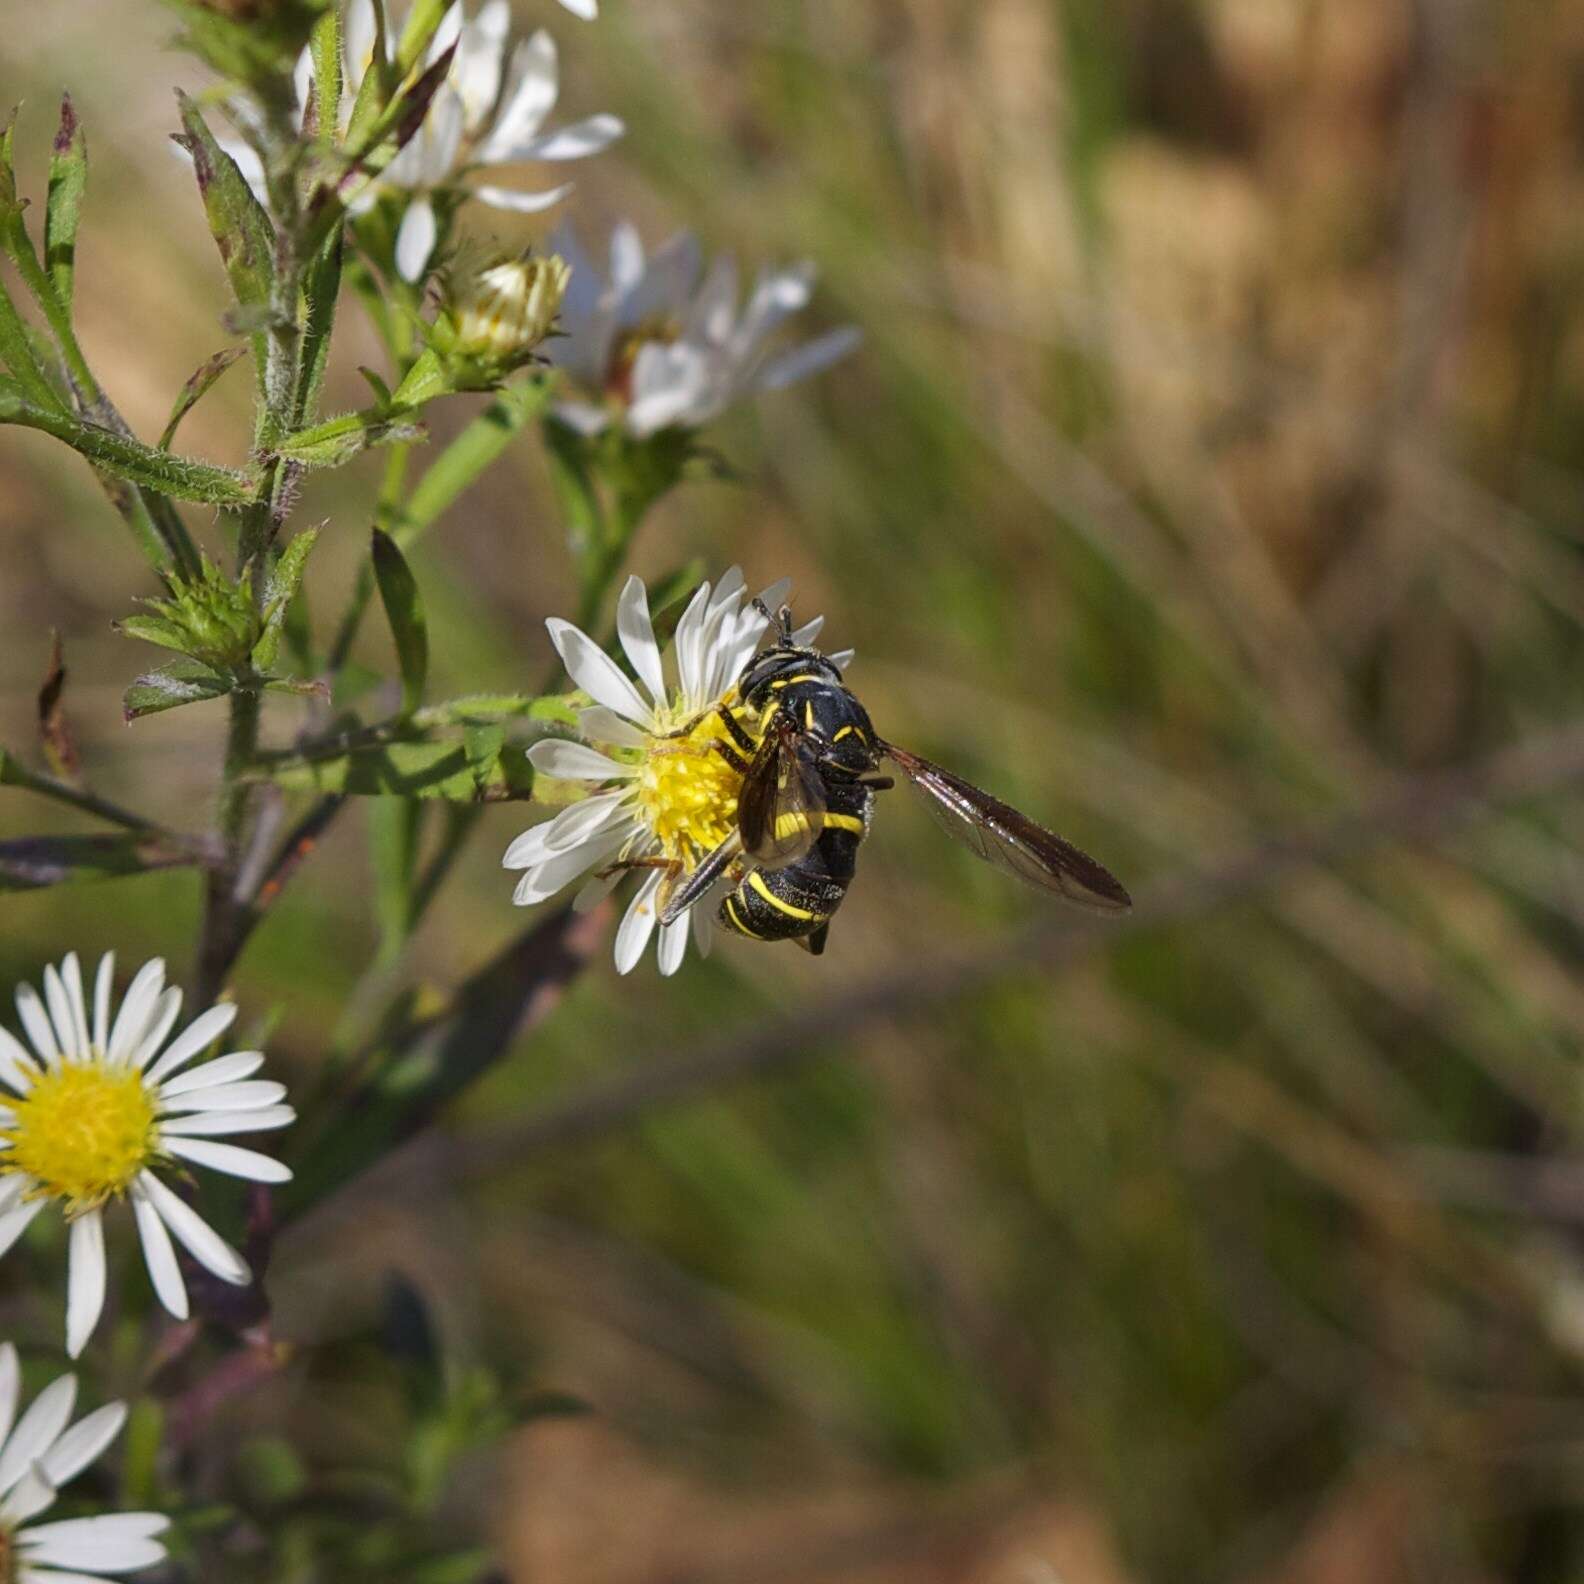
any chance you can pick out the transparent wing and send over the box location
[659,831,741,927]
[739,724,827,868]
[882,743,1131,912]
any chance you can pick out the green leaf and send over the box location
[394,378,554,549]
[292,226,342,427]
[160,345,246,450]
[271,408,424,468]
[44,93,86,315]
[262,739,487,800]
[0,383,257,503]
[0,832,198,891]
[394,0,450,72]
[123,659,232,722]
[253,525,320,671]
[0,279,67,414]
[308,5,342,152]
[415,694,577,727]
[370,795,423,963]
[116,613,194,655]
[371,529,428,715]
[172,91,275,363]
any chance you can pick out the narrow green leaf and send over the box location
[0,384,257,504]
[370,795,423,962]
[309,4,342,152]
[123,659,232,722]
[115,614,194,655]
[293,226,342,426]
[172,91,275,355]
[415,694,577,727]
[394,0,450,72]
[0,280,67,414]
[44,93,86,314]
[343,0,390,148]
[371,528,428,715]
[395,378,554,549]
[271,408,424,468]
[160,345,246,451]
[252,525,320,672]
[0,832,198,891]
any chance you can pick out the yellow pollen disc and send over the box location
[2,1060,156,1211]
[635,709,746,864]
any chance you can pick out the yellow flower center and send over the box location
[634,708,748,865]
[2,1060,156,1211]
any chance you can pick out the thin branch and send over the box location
[460,720,1584,1168]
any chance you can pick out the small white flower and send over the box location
[216,1,622,282]
[504,570,851,975]
[0,955,295,1357]
[0,1342,170,1582]
[547,222,862,438]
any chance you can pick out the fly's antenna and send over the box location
[753,598,796,644]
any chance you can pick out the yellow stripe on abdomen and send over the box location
[748,871,815,920]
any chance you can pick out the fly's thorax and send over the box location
[736,645,845,711]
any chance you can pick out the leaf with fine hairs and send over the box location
[44,93,86,315]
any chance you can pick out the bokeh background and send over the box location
[7,0,1584,1578]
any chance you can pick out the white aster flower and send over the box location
[504,570,850,975]
[380,1,623,281]
[0,955,295,1357]
[0,1344,169,1583]
[216,0,621,282]
[547,222,862,438]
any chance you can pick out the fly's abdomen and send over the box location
[716,805,868,943]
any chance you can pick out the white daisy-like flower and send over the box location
[504,570,852,975]
[217,0,622,282]
[0,1343,169,1582]
[547,222,862,438]
[0,955,295,1357]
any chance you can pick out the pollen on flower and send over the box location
[634,709,746,863]
[3,1061,156,1211]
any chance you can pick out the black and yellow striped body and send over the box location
[716,650,880,950]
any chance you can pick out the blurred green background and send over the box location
[8,0,1584,1578]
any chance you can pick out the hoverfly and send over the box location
[659,604,1131,955]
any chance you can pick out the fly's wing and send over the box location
[659,831,741,927]
[881,743,1131,912]
[739,726,827,868]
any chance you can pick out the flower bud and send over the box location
[450,253,570,362]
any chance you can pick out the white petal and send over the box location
[551,399,611,436]
[15,986,58,1067]
[126,990,182,1074]
[572,868,623,913]
[159,1080,286,1114]
[502,823,555,871]
[106,960,164,1064]
[828,648,856,670]
[159,1106,295,1138]
[0,1344,19,1452]
[609,220,644,297]
[616,577,667,705]
[0,1030,39,1095]
[558,0,597,15]
[130,1185,186,1320]
[162,1138,291,1185]
[50,960,89,1062]
[20,1514,169,1571]
[472,180,575,214]
[685,253,740,346]
[0,1198,45,1261]
[671,580,714,706]
[625,342,711,436]
[731,263,816,363]
[395,197,439,283]
[141,1004,238,1084]
[691,895,715,957]
[623,231,703,327]
[90,955,113,1056]
[537,790,631,853]
[546,617,654,725]
[790,615,824,646]
[577,706,648,750]
[526,739,637,782]
[656,915,689,977]
[156,1053,266,1097]
[474,29,557,161]
[39,1402,125,1488]
[136,1174,248,1285]
[22,1564,163,1584]
[613,870,663,974]
[65,1213,106,1359]
[3,1466,57,1525]
[452,0,509,134]
[491,112,624,164]
[511,821,632,905]
[0,1375,76,1497]
[757,325,862,391]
